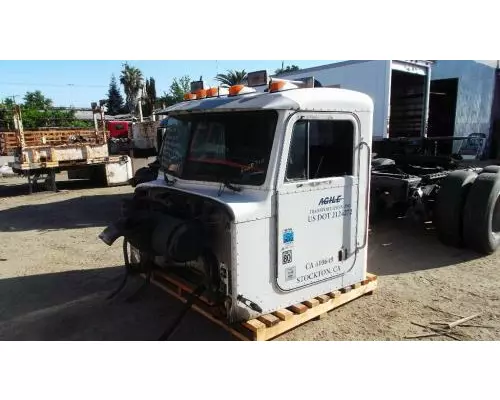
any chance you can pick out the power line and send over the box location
[0,82,107,88]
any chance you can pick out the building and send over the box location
[73,110,133,121]
[428,60,498,138]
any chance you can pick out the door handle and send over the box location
[356,141,371,251]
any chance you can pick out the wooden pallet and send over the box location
[0,130,107,155]
[149,270,378,341]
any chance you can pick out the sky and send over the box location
[0,60,335,108]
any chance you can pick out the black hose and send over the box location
[106,238,131,300]
[125,269,152,303]
[158,284,206,341]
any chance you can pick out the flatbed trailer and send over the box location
[10,153,132,193]
[2,120,133,193]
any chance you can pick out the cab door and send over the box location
[275,112,364,292]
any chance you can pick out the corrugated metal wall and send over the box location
[431,60,496,138]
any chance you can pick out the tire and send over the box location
[434,170,478,247]
[463,172,500,254]
[481,165,500,174]
[372,158,395,168]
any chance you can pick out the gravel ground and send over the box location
[0,174,499,341]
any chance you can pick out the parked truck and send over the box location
[106,120,132,155]
[276,60,432,140]
[99,70,500,330]
[4,105,133,193]
[129,119,161,158]
[276,60,492,159]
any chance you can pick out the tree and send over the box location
[119,62,144,114]
[1,92,92,129]
[143,77,157,117]
[3,98,15,108]
[23,90,53,109]
[158,75,192,106]
[274,63,300,75]
[0,99,13,130]
[106,75,125,115]
[214,70,246,87]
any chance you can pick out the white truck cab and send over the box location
[100,71,374,322]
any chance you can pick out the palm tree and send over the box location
[119,62,144,113]
[214,70,247,87]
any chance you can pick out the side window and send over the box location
[286,121,308,181]
[286,119,354,181]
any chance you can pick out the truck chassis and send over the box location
[370,136,500,254]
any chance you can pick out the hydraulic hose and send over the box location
[158,284,206,341]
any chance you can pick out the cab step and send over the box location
[148,270,378,341]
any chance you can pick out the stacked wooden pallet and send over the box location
[0,130,106,155]
[241,274,378,340]
[150,270,378,341]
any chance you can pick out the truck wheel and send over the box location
[463,173,500,254]
[481,165,500,174]
[435,170,478,247]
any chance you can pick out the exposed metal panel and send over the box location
[131,121,159,150]
[475,60,499,68]
[274,60,391,138]
[274,60,372,77]
[104,156,133,185]
[431,60,496,139]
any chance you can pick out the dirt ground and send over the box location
[1,174,499,341]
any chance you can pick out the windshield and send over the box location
[159,111,277,186]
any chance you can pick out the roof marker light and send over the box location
[228,84,256,96]
[229,85,245,96]
[269,79,299,93]
[184,93,197,100]
[206,87,218,97]
[206,87,229,97]
[195,89,207,99]
[268,76,317,93]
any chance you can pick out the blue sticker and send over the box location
[283,228,294,244]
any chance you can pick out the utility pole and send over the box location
[91,102,99,133]
[13,105,25,148]
[138,96,144,122]
[99,99,106,140]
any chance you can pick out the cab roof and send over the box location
[156,87,373,115]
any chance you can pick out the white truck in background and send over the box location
[277,60,488,159]
[276,60,432,140]
[129,119,161,158]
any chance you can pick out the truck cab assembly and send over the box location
[101,70,373,323]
